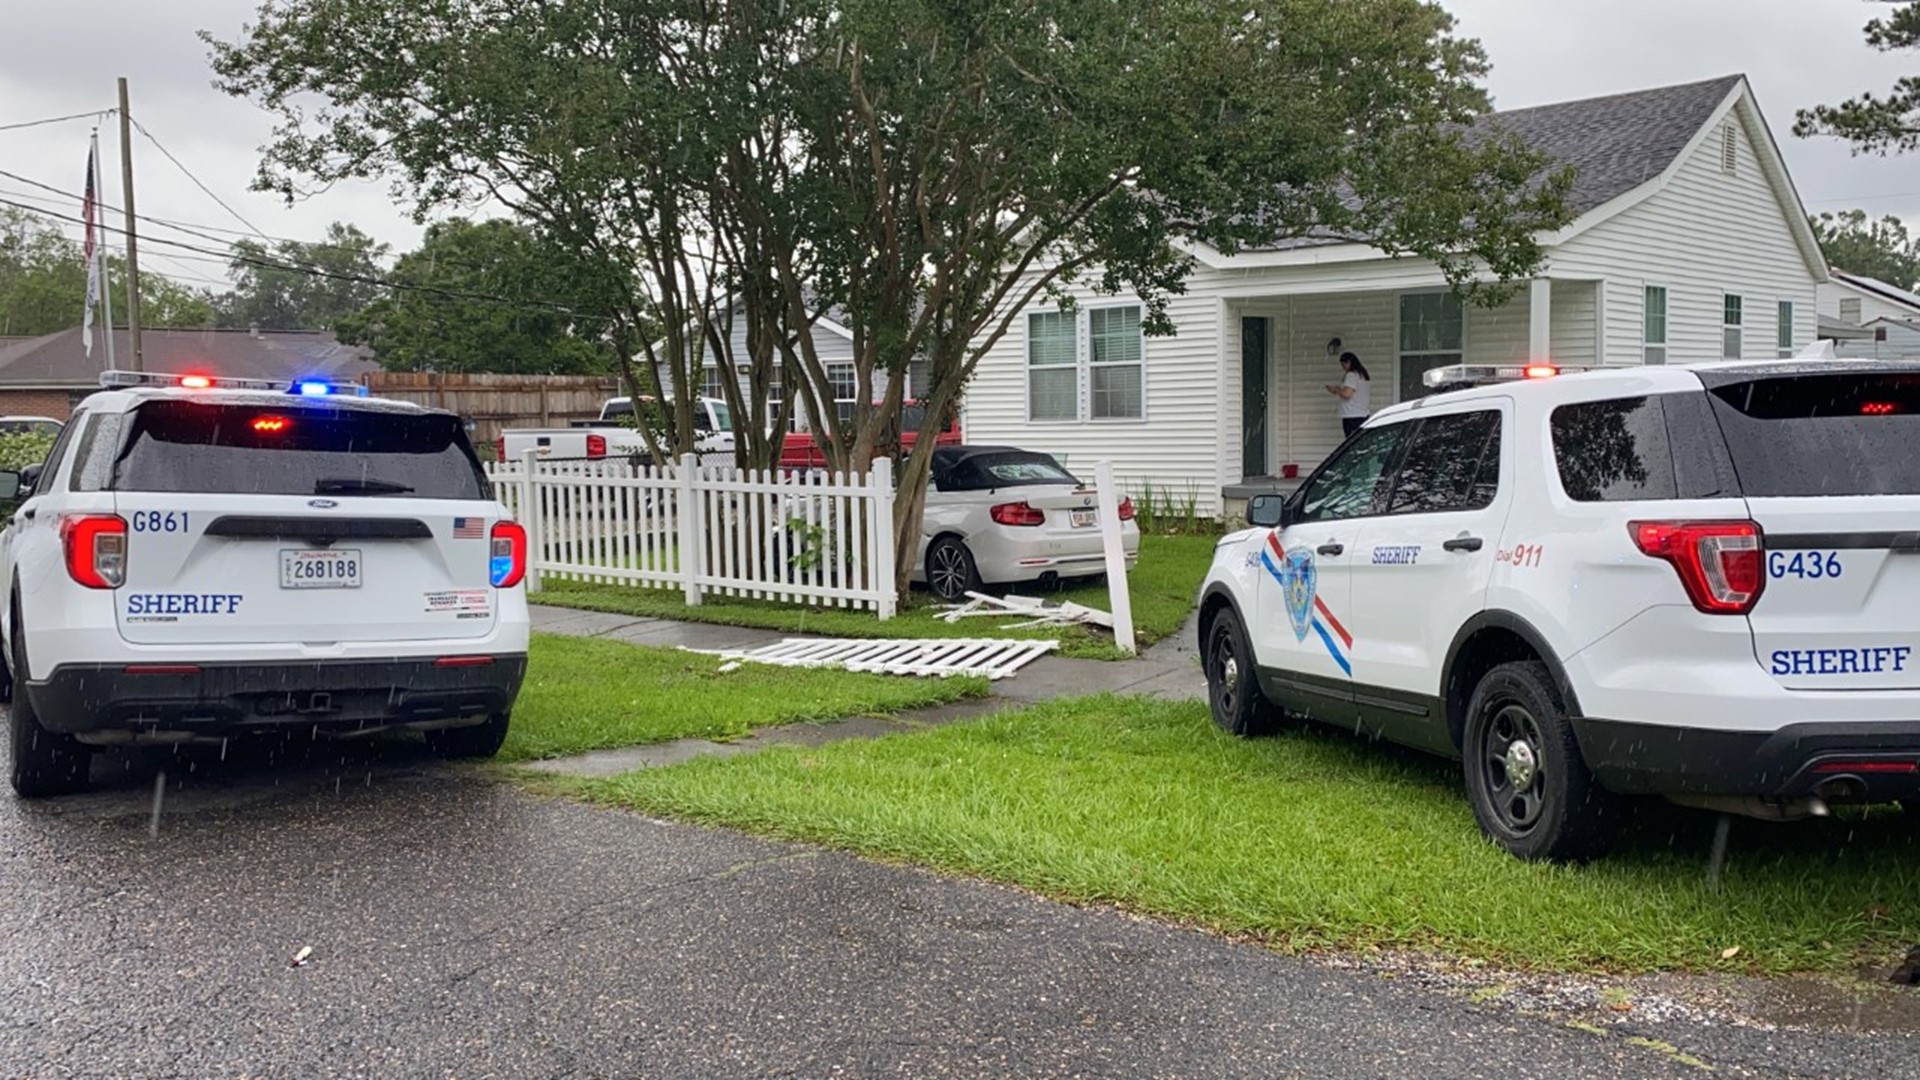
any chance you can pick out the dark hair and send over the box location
[1340,352,1370,381]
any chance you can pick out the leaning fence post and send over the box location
[677,452,703,606]
[519,447,544,593]
[871,456,897,620]
[1094,460,1136,655]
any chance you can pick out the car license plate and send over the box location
[280,548,363,589]
[1071,508,1096,528]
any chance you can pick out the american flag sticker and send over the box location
[452,516,484,539]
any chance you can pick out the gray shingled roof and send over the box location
[1247,75,1745,253]
[0,327,376,387]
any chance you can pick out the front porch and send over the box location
[1219,277,1600,521]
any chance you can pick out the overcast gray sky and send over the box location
[1,0,1915,287]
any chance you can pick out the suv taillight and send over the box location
[585,433,607,458]
[1630,520,1764,615]
[490,521,528,588]
[990,502,1045,527]
[62,515,127,589]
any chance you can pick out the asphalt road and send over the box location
[0,740,1913,1079]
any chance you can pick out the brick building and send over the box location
[0,327,377,420]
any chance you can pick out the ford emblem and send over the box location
[308,498,339,509]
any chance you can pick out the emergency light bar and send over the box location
[1421,362,1594,389]
[98,370,370,397]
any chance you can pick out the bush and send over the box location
[0,431,55,473]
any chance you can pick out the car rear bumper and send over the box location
[1571,716,1920,802]
[970,527,1142,586]
[25,654,529,735]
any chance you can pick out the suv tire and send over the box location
[1205,607,1281,738]
[425,712,510,760]
[8,618,90,797]
[1462,661,1616,862]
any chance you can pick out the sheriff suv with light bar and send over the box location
[1198,357,1920,860]
[0,370,531,797]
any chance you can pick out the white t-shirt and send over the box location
[1338,371,1371,419]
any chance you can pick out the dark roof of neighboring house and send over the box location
[1249,75,1746,253]
[0,327,377,388]
[1830,269,1920,313]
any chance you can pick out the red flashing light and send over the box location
[179,374,213,389]
[990,502,1046,527]
[1862,401,1899,416]
[252,416,290,434]
[1523,364,1559,380]
[1630,520,1765,615]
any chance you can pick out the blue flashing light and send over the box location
[296,380,333,397]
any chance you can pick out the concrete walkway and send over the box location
[523,602,1206,777]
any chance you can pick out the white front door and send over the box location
[1347,401,1512,752]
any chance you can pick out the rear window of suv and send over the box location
[1705,371,1920,497]
[104,400,488,499]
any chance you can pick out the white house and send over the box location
[956,75,1828,519]
[1817,268,1920,360]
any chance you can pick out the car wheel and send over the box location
[425,712,511,760]
[925,537,982,601]
[8,613,90,797]
[1205,608,1279,737]
[1462,660,1616,862]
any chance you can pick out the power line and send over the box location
[0,109,113,133]
[129,117,271,241]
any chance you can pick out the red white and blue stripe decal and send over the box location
[1258,531,1354,675]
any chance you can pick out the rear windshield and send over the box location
[110,400,488,499]
[1707,372,1920,497]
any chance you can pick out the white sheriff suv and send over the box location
[1,371,531,797]
[1199,357,1920,860]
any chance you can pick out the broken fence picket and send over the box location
[691,637,1059,680]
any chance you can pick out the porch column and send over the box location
[1529,278,1552,362]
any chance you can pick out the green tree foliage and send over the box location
[207,0,1572,595]
[1796,2,1920,153]
[0,208,215,335]
[1811,210,1920,289]
[333,217,613,374]
[215,221,388,331]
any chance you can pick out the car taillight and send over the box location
[496,439,505,464]
[1117,497,1135,521]
[1630,520,1764,615]
[990,502,1046,527]
[490,520,528,588]
[62,514,127,589]
[585,433,607,458]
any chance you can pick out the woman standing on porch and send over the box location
[1326,352,1372,437]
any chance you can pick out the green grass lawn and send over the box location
[559,695,1920,975]
[533,532,1219,661]
[500,633,987,762]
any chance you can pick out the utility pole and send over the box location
[117,77,143,371]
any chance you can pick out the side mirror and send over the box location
[17,463,43,499]
[1247,493,1290,529]
[0,471,20,501]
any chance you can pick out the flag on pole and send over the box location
[81,142,101,357]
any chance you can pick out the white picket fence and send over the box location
[484,451,898,619]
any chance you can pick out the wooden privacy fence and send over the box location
[484,452,898,619]
[364,372,619,447]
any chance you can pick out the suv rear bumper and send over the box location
[25,655,529,735]
[1572,717,1920,801]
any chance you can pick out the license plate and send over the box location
[1070,508,1097,528]
[280,548,363,589]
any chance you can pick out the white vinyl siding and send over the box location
[1723,294,1743,358]
[1026,305,1144,422]
[1644,286,1668,365]
[1777,300,1794,358]
[1840,296,1864,323]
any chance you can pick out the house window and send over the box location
[1722,295,1743,359]
[827,362,858,423]
[1840,297,1863,323]
[1398,292,1465,400]
[1027,305,1145,422]
[699,366,727,401]
[1643,286,1668,365]
[1777,300,1794,358]
[1720,122,1737,174]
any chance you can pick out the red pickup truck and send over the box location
[778,400,961,470]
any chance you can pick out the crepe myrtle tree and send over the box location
[208,0,1572,597]
[1797,2,1920,154]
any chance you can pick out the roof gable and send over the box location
[1829,269,1920,314]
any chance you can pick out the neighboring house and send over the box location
[956,74,1828,519]
[650,301,928,433]
[0,326,376,420]
[1815,269,1920,359]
